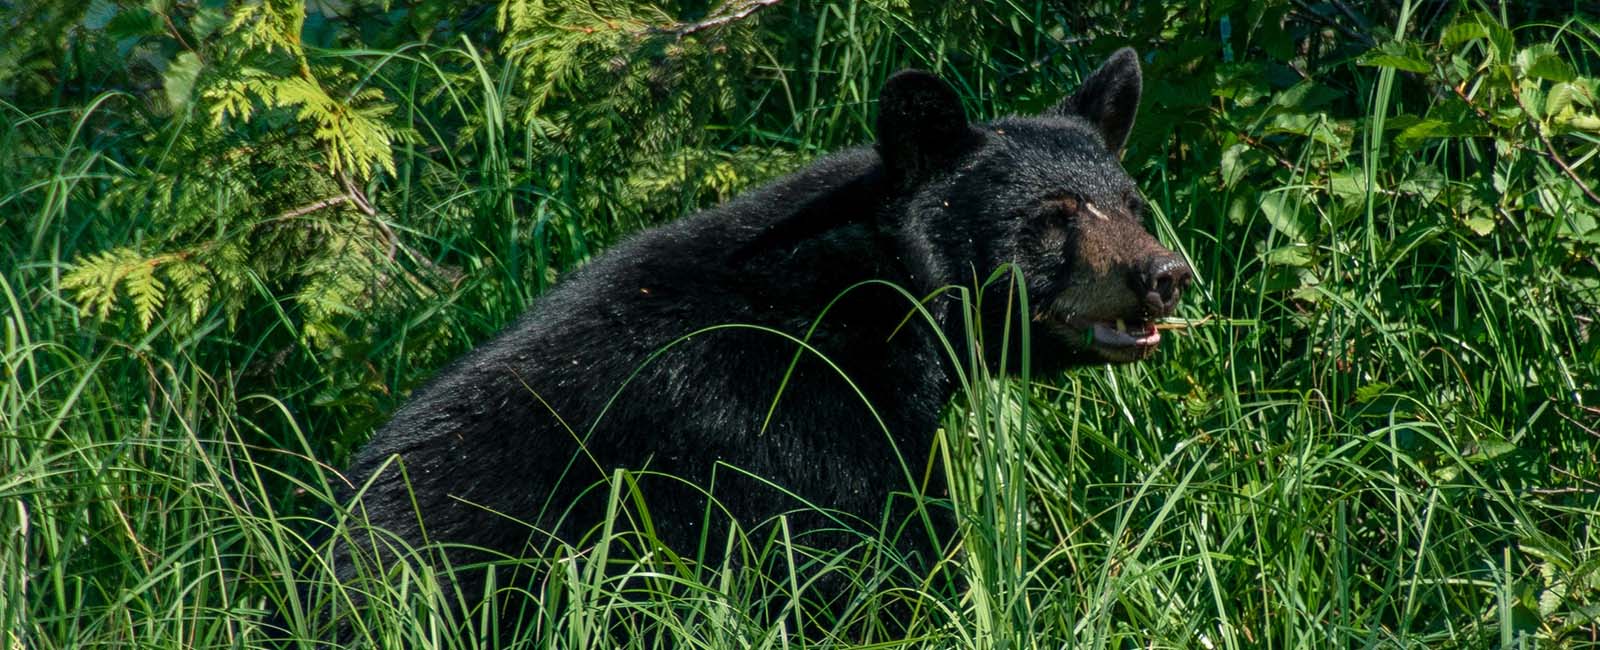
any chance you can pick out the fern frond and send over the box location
[63,249,132,320]
[164,259,214,324]
[124,262,167,330]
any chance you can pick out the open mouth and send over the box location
[1060,317,1161,362]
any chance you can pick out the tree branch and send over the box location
[341,173,398,261]
[277,196,351,220]
[1453,83,1600,207]
[1289,0,1374,47]
[661,0,783,38]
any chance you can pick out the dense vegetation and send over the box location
[2,0,1598,647]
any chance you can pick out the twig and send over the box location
[339,174,378,218]
[1527,486,1596,496]
[160,11,201,61]
[1550,464,1600,489]
[1453,83,1600,207]
[277,196,350,220]
[341,173,398,261]
[1555,406,1600,440]
[1235,131,1301,173]
[1326,0,1373,37]
[1289,0,1375,47]
[1527,116,1600,206]
[662,0,782,38]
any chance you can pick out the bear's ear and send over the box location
[876,70,972,182]
[1052,47,1142,153]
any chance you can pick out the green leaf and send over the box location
[1463,215,1496,236]
[1263,245,1312,267]
[1464,437,1516,463]
[1441,20,1488,49]
[1538,562,1566,619]
[1395,118,1446,148]
[1220,143,1253,187]
[1359,41,1431,73]
[106,7,164,40]
[1259,192,1315,243]
[1398,166,1445,203]
[165,260,213,324]
[1516,45,1576,82]
[1272,82,1343,111]
[1478,13,1517,60]
[83,0,119,30]
[164,52,203,110]
[1354,382,1394,403]
[1268,113,1346,149]
[192,5,228,39]
[1395,113,1488,148]
[1520,84,1544,121]
[1329,169,1370,200]
[1565,113,1600,131]
[1573,77,1599,107]
[1547,82,1578,118]
[126,264,166,331]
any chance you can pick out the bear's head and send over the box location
[877,48,1192,369]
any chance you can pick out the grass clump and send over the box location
[3,1,1598,648]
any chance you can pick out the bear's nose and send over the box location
[1137,255,1192,316]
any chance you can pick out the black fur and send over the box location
[322,46,1186,638]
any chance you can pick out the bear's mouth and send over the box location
[1044,316,1161,363]
[1085,318,1161,361]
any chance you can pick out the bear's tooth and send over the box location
[1115,318,1127,333]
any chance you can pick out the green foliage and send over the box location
[2,0,1598,648]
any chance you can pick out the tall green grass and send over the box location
[3,1,1598,648]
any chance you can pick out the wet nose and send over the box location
[1137,255,1192,315]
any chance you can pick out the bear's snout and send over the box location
[1134,254,1191,317]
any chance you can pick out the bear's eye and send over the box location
[1041,192,1083,220]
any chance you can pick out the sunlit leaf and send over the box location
[1359,41,1431,73]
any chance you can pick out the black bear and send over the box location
[327,47,1189,637]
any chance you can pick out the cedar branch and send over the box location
[662,0,782,38]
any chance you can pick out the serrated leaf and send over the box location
[1464,437,1516,462]
[1220,143,1250,187]
[192,5,227,39]
[1479,14,1516,60]
[1355,382,1394,403]
[1538,586,1563,619]
[1359,41,1431,73]
[1572,77,1599,107]
[1272,81,1343,111]
[1547,82,1578,118]
[1263,245,1312,267]
[165,260,213,323]
[164,52,203,110]
[124,263,166,331]
[1259,192,1315,243]
[1441,20,1489,49]
[1398,166,1445,203]
[1520,85,1545,120]
[1530,58,1577,83]
[1396,118,1449,148]
[1517,45,1576,82]
[1329,169,1370,200]
[84,0,119,29]
[106,7,164,40]
[1564,113,1600,131]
